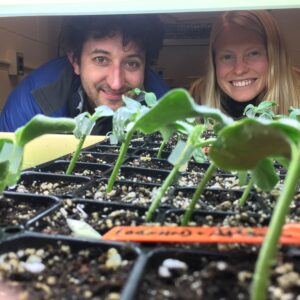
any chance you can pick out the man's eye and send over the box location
[126,60,140,70]
[94,56,109,65]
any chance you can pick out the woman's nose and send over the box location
[232,57,249,75]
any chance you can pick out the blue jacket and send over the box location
[0,56,169,134]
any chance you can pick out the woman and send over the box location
[190,10,300,118]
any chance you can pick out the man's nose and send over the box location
[107,65,124,90]
[232,57,249,75]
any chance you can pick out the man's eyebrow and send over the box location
[90,49,145,60]
[90,49,110,55]
[126,53,145,60]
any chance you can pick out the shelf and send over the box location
[0,0,299,17]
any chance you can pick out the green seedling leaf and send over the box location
[73,106,114,138]
[0,141,23,193]
[112,107,135,143]
[209,118,298,171]
[237,171,248,186]
[134,89,233,134]
[91,105,114,121]
[168,140,193,166]
[66,218,101,239]
[0,161,10,193]
[144,92,157,107]
[130,88,142,96]
[15,114,75,147]
[289,107,300,121]
[193,148,207,163]
[244,104,256,118]
[67,106,114,175]
[244,101,277,120]
[73,113,94,138]
[109,134,119,145]
[257,101,277,110]
[122,95,142,112]
[252,158,279,192]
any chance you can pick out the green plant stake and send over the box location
[0,114,75,195]
[66,105,114,175]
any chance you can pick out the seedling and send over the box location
[145,123,213,222]
[208,117,300,300]
[243,100,277,120]
[0,114,75,194]
[289,106,300,121]
[106,88,233,193]
[66,106,114,175]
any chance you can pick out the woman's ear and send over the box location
[67,52,80,75]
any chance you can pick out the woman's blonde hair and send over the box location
[190,10,300,115]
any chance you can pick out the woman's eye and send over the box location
[248,51,260,58]
[219,54,234,63]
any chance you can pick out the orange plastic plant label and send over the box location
[102,225,300,245]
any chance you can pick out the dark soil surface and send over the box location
[136,249,300,300]
[12,173,90,197]
[0,194,58,228]
[80,180,169,208]
[29,199,149,236]
[38,161,111,178]
[0,238,137,300]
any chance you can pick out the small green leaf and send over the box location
[168,140,187,166]
[0,142,23,193]
[73,113,95,138]
[257,100,276,110]
[122,95,142,112]
[15,115,75,147]
[192,148,207,163]
[289,107,300,121]
[112,107,134,142]
[237,171,248,186]
[252,158,279,192]
[168,140,195,167]
[91,105,114,121]
[144,92,157,107]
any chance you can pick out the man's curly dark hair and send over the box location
[59,14,164,66]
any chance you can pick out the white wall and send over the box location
[0,16,61,110]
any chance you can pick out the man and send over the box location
[0,14,169,134]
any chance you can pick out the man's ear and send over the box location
[67,52,80,75]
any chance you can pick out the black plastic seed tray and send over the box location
[0,191,60,237]
[135,148,172,160]
[124,156,173,170]
[0,233,141,300]
[115,166,170,185]
[75,178,172,208]
[8,171,91,198]
[27,199,162,236]
[36,160,112,178]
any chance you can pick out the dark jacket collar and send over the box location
[220,94,257,119]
